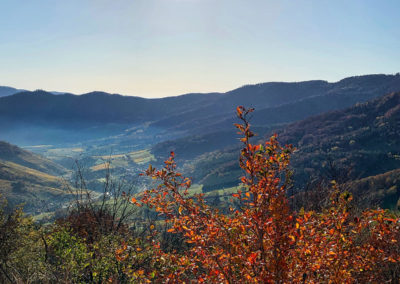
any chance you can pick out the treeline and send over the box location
[1,107,400,283]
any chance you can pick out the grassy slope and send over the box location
[0,141,74,214]
[0,160,71,214]
[0,141,67,175]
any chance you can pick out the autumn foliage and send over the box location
[115,106,400,283]
[2,107,399,283]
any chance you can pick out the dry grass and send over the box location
[0,161,60,182]
[90,162,114,171]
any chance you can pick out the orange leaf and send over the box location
[247,252,258,264]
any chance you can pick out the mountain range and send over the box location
[0,73,400,212]
[1,74,400,147]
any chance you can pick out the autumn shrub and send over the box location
[119,106,400,283]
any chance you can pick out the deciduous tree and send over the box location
[120,106,400,283]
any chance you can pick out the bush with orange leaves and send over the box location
[118,106,400,283]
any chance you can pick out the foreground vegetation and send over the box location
[1,107,399,283]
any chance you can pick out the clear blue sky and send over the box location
[0,0,399,98]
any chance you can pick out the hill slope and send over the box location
[0,161,70,213]
[0,141,66,175]
[149,74,400,136]
[186,92,400,207]
[0,86,24,97]
[0,142,70,213]
[151,74,400,160]
[344,169,400,210]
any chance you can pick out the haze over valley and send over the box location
[1,73,400,214]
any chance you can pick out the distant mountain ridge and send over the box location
[0,86,25,97]
[1,73,400,147]
[2,74,399,124]
[150,74,400,135]
[151,74,400,160]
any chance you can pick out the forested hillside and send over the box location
[186,92,400,209]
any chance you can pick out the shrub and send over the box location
[121,106,400,283]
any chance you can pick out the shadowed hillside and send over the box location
[344,168,400,210]
[185,92,400,208]
[149,74,400,136]
[151,74,400,161]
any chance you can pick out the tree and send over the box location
[121,106,400,283]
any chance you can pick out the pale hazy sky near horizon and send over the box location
[0,0,399,98]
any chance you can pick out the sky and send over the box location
[0,0,399,98]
